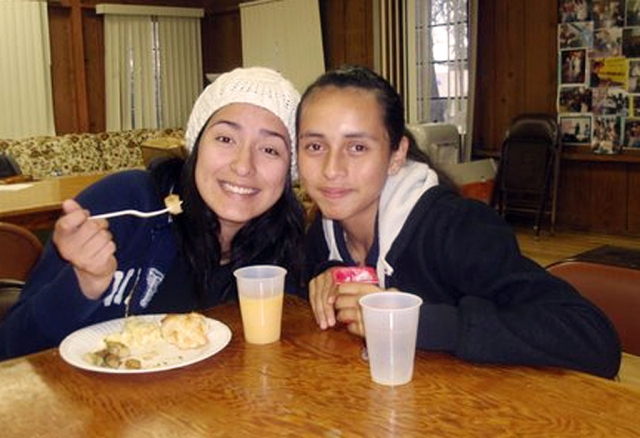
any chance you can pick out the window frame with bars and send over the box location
[416,0,470,128]
[375,0,477,160]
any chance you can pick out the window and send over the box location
[416,0,469,128]
[375,0,477,160]
[98,5,203,131]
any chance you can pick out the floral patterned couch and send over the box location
[0,128,185,179]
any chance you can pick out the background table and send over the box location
[0,296,639,437]
[0,173,107,230]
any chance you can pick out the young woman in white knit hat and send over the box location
[0,67,304,360]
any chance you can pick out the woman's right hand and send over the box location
[52,199,117,300]
[308,269,339,330]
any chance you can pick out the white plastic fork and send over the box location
[89,204,181,220]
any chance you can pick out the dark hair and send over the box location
[149,143,304,304]
[296,64,457,190]
[297,65,407,152]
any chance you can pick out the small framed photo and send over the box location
[560,115,592,145]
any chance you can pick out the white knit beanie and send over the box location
[185,67,301,178]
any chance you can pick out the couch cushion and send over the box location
[3,128,186,179]
[99,128,185,172]
[6,134,104,179]
[97,130,146,172]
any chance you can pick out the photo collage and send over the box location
[558,0,640,153]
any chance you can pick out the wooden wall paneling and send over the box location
[473,0,496,150]
[319,0,373,70]
[556,161,630,233]
[69,0,90,132]
[503,0,526,139]
[320,0,347,69]
[589,163,628,233]
[48,5,80,135]
[484,0,512,151]
[202,0,239,12]
[362,0,374,69]
[343,0,373,69]
[202,9,242,79]
[545,0,560,113]
[490,0,510,151]
[557,160,593,229]
[80,0,203,7]
[82,9,105,133]
[628,164,640,233]
[522,0,557,113]
[474,0,558,151]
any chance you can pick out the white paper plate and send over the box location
[59,314,231,374]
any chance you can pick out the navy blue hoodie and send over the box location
[304,161,621,379]
[0,170,236,360]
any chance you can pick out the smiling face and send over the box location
[195,103,290,242]
[297,86,407,232]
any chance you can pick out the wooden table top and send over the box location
[0,173,107,230]
[0,296,639,437]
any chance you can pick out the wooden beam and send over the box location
[69,0,89,131]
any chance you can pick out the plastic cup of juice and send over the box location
[234,265,287,345]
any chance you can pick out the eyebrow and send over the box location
[299,131,379,141]
[260,128,288,144]
[210,119,288,144]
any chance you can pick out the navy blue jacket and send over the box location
[305,181,621,379]
[0,170,236,360]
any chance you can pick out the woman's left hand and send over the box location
[334,282,381,337]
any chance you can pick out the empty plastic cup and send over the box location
[359,292,423,386]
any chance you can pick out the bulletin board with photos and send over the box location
[558,0,640,154]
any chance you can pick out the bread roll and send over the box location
[161,312,209,349]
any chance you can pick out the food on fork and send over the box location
[164,194,183,215]
[89,194,183,220]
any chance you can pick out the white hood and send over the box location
[322,160,439,287]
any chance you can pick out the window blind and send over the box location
[0,1,54,139]
[158,16,203,129]
[99,5,203,131]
